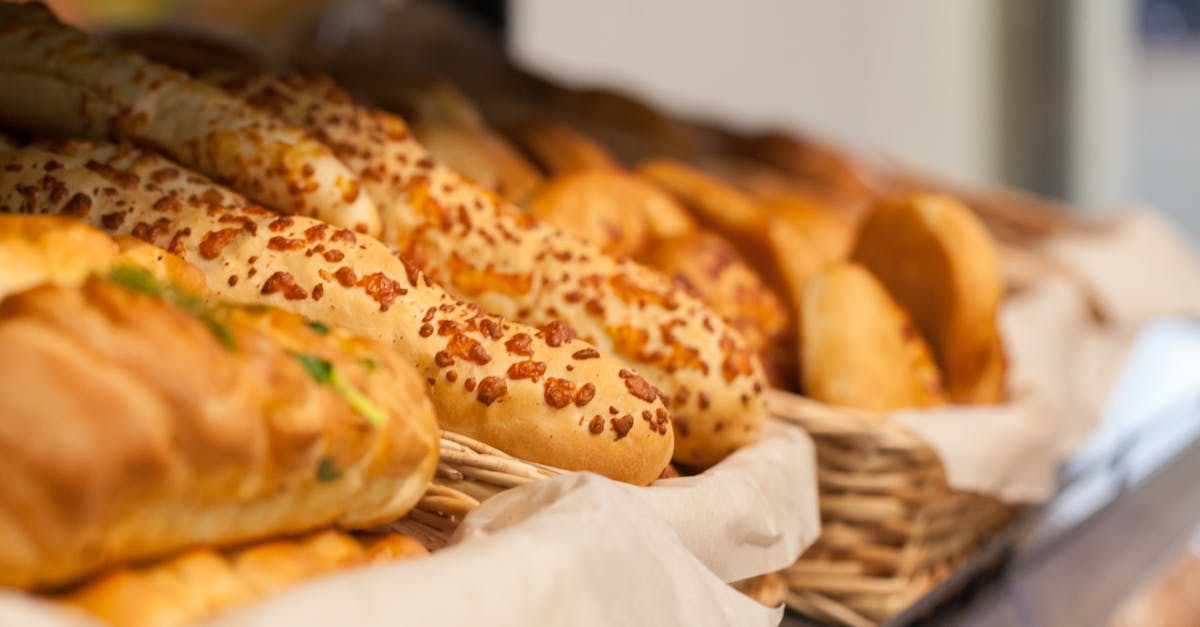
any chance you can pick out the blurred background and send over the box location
[43,0,1200,235]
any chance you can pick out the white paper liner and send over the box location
[896,209,1200,503]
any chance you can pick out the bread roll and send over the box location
[0,264,437,588]
[0,3,380,236]
[802,263,946,411]
[0,141,672,485]
[506,119,620,175]
[113,236,209,296]
[208,73,764,468]
[0,215,120,301]
[641,231,791,387]
[851,194,1006,404]
[413,121,544,206]
[60,530,427,627]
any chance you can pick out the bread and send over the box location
[0,3,381,236]
[113,236,209,296]
[760,192,858,268]
[801,263,946,411]
[0,258,437,588]
[506,119,620,175]
[0,215,120,301]
[0,141,673,485]
[732,571,787,608]
[412,121,544,206]
[641,231,791,387]
[527,168,695,258]
[851,194,1006,404]
[60,530,427,627]
[208,73,765,468]
[729,131,887,198]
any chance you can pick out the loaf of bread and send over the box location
[852,194,1006,404]
[0,3,380,236]
[642,231,791,388]
[0,254,437,588]
[802,263,946,411]
[506,118,621,175]
[0,215,120,300]
[413,121,544,206]
[206,72,765,468]
[0,141,672,484]
[59,530,427,627]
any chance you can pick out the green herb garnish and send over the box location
[356,357,378,373]
[291,352,333,383]
[107,266,235,350]
[316,457,342,482]
[305,320,331,336]
[290,352,387,428]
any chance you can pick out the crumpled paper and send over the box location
[896,210,1200,503]
[0,421,818,627]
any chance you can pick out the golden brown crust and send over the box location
[59,530,427,627]
[802,263,947,411]
[0,215,119,301]
[851,194,1006,404]
[526,168,697,260]
[0,272,436,589]
[113,236,209,296]
[0,141,673,485]
[212,73,764,468]
[0,3,381,235]
[412,121,544,206]
[640,230,790,387]
[505,119,620,176]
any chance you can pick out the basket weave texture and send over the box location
[767,391,1015,626]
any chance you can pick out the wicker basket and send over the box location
[384,431,562,550]
[766,391,1016,626]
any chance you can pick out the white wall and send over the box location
[510,0,1001,185]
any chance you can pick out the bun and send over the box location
[60,530,426,627]
[209,73,765,468]
[851,194,1006,404]
[0,141,673,485]
[506,119,620,175]
[0,215,120,300]
[801,263,946,411]
[0,3,381,235]
[0,269,437,589]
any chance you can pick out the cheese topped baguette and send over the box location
[0,141,672,485]
[0,3,380,235]
[209,73,765,467]
[0,246,438,589]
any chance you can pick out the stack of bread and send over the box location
[0,3,789,624]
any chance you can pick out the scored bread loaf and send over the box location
[59,530,427,627]
[0,257,437,589]
[208,73,765,467]
[0,3,380,235]
[0,141,672,485]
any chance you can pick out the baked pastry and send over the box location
[59,530,427,627]
[206,72,765,468]
[505,118,620,175]
[0,3,381,236]
[526,168,695,258]
[0,253,437,588]
[412,121,544,206]
[641,231,791,388]
[0,214,120,300]
[801,263,947,411]
[0,141,673,485]
[851,194,1006,404]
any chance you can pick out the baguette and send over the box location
[0,262,437,588]
[0,215,119,300]
[209,73,765,467]
[0,3,380,236]
[60,530,427,627]
[0,141,672,484]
